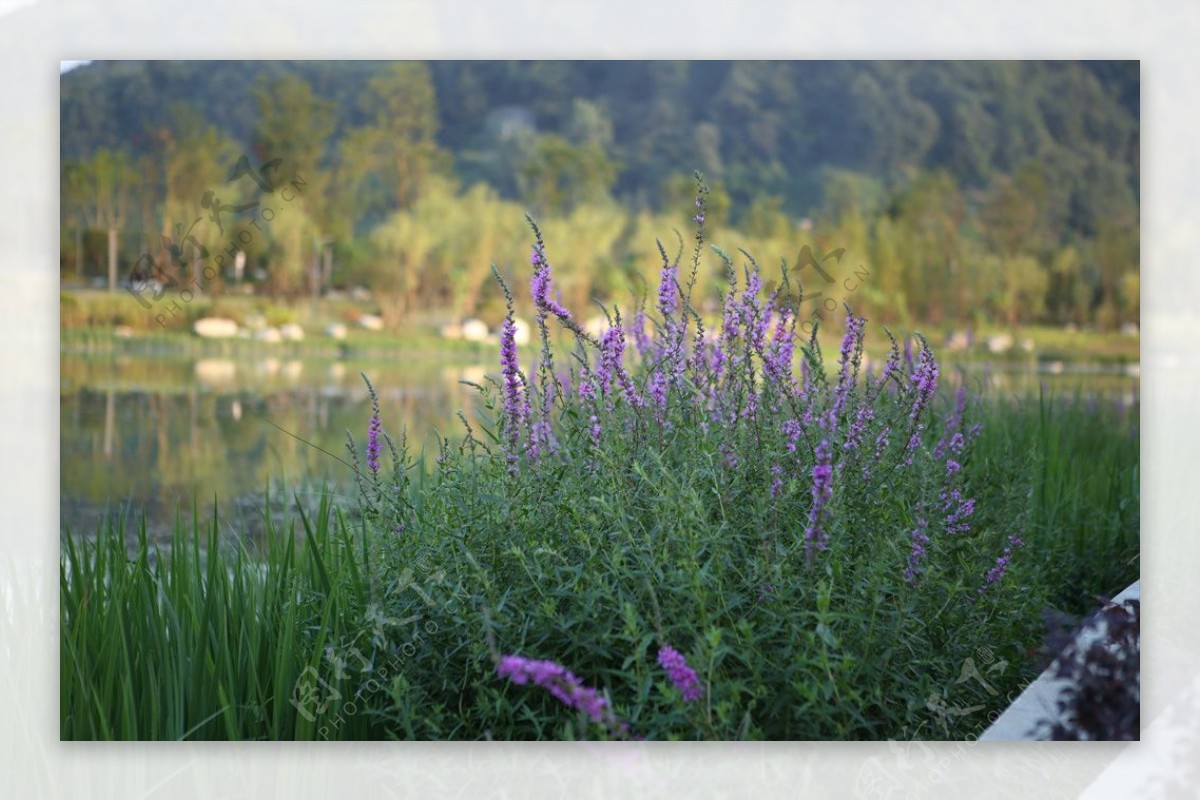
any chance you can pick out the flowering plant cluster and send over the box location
[347,175,1059,740]
[489,177,1016,596]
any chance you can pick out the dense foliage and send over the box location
[60,61,1139,329]
[60,190,1139,740]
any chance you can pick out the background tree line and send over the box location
[60,60,1139,330]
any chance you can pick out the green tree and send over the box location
[337,62,443,232]
[1092,220,1139,328]
[890,171,965,325]
[157,106,239,286]
[519,133,619,215]
[253,73,336,297]
[76,149,135,291]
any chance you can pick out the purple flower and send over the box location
[832,311,865,425]
[879,336,901,390]
[980,535,1024,593]
[530,245,572,322]
[631,309,652,361]
[941,488,976,536]
[904,517,930,585]
[648,369,668,418]
[763,308,796,387]
[804,438,834,560]
[497,655,622,729]
[843,405,874,455]
[366,408,382,476]
[658,644,704,702]
[769,464,785,497]
[598,323,643,411]
[948,383,967,433]
[526,417,556,462]
[657,263,680,319]
[873,426,891,455]
[782,418,803,453]
[499,313,526,473]
[902,341,940,465]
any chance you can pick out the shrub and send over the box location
[342,175,1048,740]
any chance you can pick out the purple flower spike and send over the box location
[499,313,526,473]
[804,438,834,559]
[904,517,930,585]
[497,654,624,731]
[530,244,572,321]
[980,535,1024,593]
[366,409,382,476]
[658,644,704,702]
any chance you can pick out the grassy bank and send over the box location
[61,288,1139,365]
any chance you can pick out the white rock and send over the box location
[279,323,305,342]
[113,325,134,339]
[325,323,348,340]
[350,286,372,302]
[1120,322,1139,337]
[193,317,239,339]
[583,315,610,338]
[358,314,384,332]
[461,365,487,385]
[461,318,489,342]
[255,357,281,376]
[987,333,1014,354]
[439,323,463,340]
[946,330,970,351]
[1020,338,1035,353]
[255,327,283,343]
[193,358,236,385]
[512,317,531,346]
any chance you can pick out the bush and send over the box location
[338,179,1057,740]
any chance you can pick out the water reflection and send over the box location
[61,353,494,541]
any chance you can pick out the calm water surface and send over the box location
[61,351,492,542]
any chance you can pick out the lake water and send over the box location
[60,350,1139,543]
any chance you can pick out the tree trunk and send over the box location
[323,244,333,290]
[310,242,321,303]
[75,228,84,280]
[107,226,118,292]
